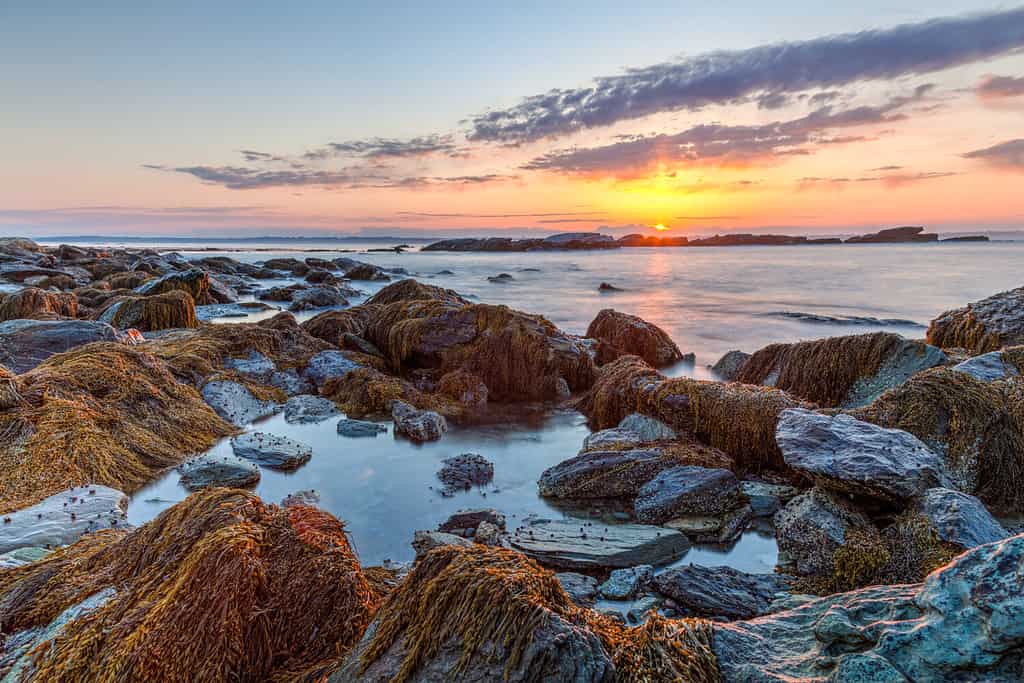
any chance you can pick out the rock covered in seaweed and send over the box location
[0,287,78,321]
[97,289,199,331]
[585,308,685,368]
[927,284,1024,353]
[0,319,129,374]
[773,487,872,576]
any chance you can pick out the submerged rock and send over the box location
[654,564,791,620]
[391,399,447,442]
[230,432,313,470]
[916,487,1008,549]
[201,380,282,427]
[437,453,494,493]
[777,408,951,503]
[586,308,685,368]
[283,394,340,424]
[0,486,129,554]
[0,319,127,373]
[337,418,388,437]
[509,518,690,569]
[634,466,742,524]
[178,452,260,490]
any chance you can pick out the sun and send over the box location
[653,223,671,232]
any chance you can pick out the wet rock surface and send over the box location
[655,564,791,620]
[538,448,673,500]
[509,518,690,569]
[634,465,742,524]
[391,399,447,442]
[436,453,494,494]
[916,487,1008,549]
[951,350,1020,382]
[557,572,599,605]
[178,452,260,490]
[201,380,282,426]
[711,349,751,380]
[586,308,685,367]
[0,486,129,554]
[0,319,127,373]
[283,394,340,424]
[337,418,388,437]
[230,432,313,470]
[303,349,362,388]
[598,564,653,600]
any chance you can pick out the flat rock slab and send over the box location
[917,487,1008,549]
[777,408,950,503]
[0,486,129,554]
[337,418,388,437]
[538,448,670,499]
[304,350,361,388]
[618,413,677,441]
[231,432,313,470]
[654,563,791,620]
[283,395,340,424]
[634,465,741,523]
[202,380,281,427]
[178,452,260,490]
[952,351,1020,383]
[509,519,690,569]
[0,319,126,373]
[224,350,276,380]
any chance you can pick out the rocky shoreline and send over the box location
[1,235,1023,681]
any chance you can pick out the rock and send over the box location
[135,267,223,304]
[474,520,503,546]
[437,370,489,407]
[195,301,276,321]
[586,308,685,367]
[225,350,276,380]
[289,285,348,312]
[230,432,313,470]
[98,290,198,331]
[580,427,642,452]
[337,418,388,437]
[597,282,622,292]
[0,486,129,554]
[740,480,799,517]
[509,518,690,569]
[928,284,1024,353]
[538,448,672,500]
[344,263,390,281]
[281,490,320,507]
[411,530,472,558]
[916,487,1009,549]
[845,225,937,243]
[201,380,282,427]
[0,287,78,321]
[598,564,653,600]
[774,488,872,576]
[0,546,50,569]
[0,319,127,373]
[487,273,514,283]
[267,369,314,396]
[626,596,663,625]
[438,508,506,536]
[711,350,751,381]
[634,466,742,524]
[261,257,309,275]
[283,394,340,424]
[391,400,447,442]
[654,564,791,620]
[617,413,676,441]
[951,351,1020,382]
[712,533,1024,682]
[178,452,260,490]
[303,350,361,388]
[437,453,493,493]
[556,572,599,605]
[664,504,754,544]
[777,408,951,503]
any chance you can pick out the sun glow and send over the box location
[653,223,671,231]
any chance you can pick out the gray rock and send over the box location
[303,350,361,388]
[538,448,672,499]
[230,431,312,470]
[712,533,1024,682]
[952,351,1020,382]
[580,427,641,452]
[665,504,754,544]
[283,394,340,424]
[201,380,281,427]
[474,521,503,546]
[411,530,472,558]
[195,301,276,321]
[437,453,494,494]
[842,338,947,408]
[741,480,800,517]
[598,564,653,600]
[557,572,599,605]
[281,489,321,507]
[224,350,276,380]
[0,546,50,569]
[391,400,447,442]
[438,508,506,536]
[178,452,260,490]
[0,319,127,373]
[774,488,872,576]
[654,564,791,620]
[711,350,751,381]
[289,285,348,311]
[777,408,951,503]
[617,413,677,441]
[930,285,1024,351]
[509,518,690,569]
[337,418,388,437]
[917,487,1009,549]
[626,596,664,625]
[0,486,129,554]
[268,368,315,396]
[635,466,742,524]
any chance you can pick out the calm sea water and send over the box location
[103,239,1022,571]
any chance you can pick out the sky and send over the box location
[2,1,1023,237]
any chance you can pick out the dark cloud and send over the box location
[469,7,1024,142]
[303,134,459,160]
[962,139,1024,169]
[798,171,956,188]
[145,164,516,190]
[757,92,791,110]
[239,149,285,163]
[522,94,921,177]
[976,74,1024,99]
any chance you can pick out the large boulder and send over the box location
[774,487,872,576]
[776,409,951,503]
[0,287,77,321]
[509,518,690,569]
[177,452,260,490]
[0,486,129,554]
[916,487,1009,549]
[736,332,946,408]
[928,284,1024,353]
[0,319,128,373]
[654,564,791,620]
[230,432,313,470]
[712,533,1024,681]
[634,466,742,524]
[97,290,198,331]
[585,309,685,367]
[135,268,224,305]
